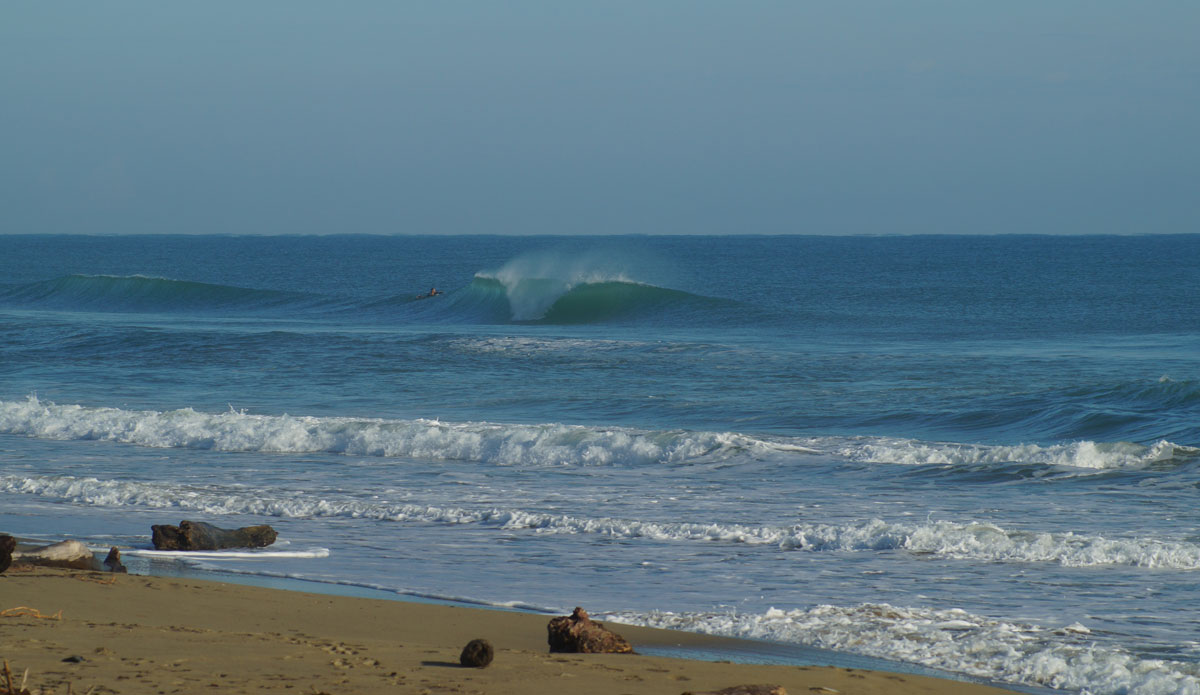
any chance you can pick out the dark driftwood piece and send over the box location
[547,606,633,654]
[151,520,277,551]
[104,547,128,573]
[459,639,494,667]
[0,534,15,574]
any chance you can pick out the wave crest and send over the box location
[465,274,717,323]
[0,396,804,466]
[2,397,1193,475]
[833,436,1197,470]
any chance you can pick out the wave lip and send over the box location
[462,273,723,324]
[0,274,322,315]
[609,604,1200,695]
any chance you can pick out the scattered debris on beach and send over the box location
[1,606,63,621]
[0,662,29,695]
[1,660,95,695]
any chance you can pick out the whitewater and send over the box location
[2,234,1200,695]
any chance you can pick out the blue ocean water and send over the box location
[2,234,1198,694]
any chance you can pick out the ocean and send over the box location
[1,234,1198,694]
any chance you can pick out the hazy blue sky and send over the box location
[3,2,1197,235]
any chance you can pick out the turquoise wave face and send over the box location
[454,275,732,324]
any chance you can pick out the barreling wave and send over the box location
[0,274,326,315]
[459,273,726,323]
[5,472,1200,570]
[610,604,1200,695]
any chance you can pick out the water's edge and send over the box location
[81,545,1047,694]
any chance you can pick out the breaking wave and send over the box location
[828,436,1198,470]
[1,397,1194,474]
[456,274,723,323]
[5,472,1199,570]
[610,604,1200,695]
[0,396,807,466]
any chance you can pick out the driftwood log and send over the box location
[0,534,15,574]
[151,520,277,551]
[11,540,100,570]
[104,547,128,573]
[547,606,633,654]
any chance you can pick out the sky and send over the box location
[2,2,1197,235]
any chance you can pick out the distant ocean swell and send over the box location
[1,397,1193,472]
[5,473,1200,570]
[0,273,727,325]
[0,274,324,313]
[610,605,1200,695]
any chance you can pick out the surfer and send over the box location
[428,287,441,297]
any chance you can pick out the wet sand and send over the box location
[0,566,1024,695]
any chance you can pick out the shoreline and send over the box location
[149,563,1051,691]
[0,564,1030,695]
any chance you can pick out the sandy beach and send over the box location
[0,566,1024,695]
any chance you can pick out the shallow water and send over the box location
[2,234,1199,694]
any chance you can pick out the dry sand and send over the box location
[0,566,1023,695]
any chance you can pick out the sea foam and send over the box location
[3,396,1187,473]
[5,473,1199,570]
[0,396,812,466]
[609,604,1200,695]
[827,436,1194,470]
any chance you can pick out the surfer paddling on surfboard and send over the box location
[417,287,442,299]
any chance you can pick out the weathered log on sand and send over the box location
[547,606,633,654]
[12,540,100,570]
[151,520,277,551]
[0,534,15,574]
